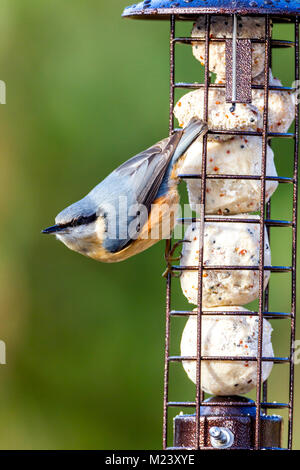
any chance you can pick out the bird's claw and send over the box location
[162,261,181,279]
[162,240,188,278]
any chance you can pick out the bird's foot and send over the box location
[162,239,189,278]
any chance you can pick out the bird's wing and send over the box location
[100,132,183,253]
[114,131,182,213]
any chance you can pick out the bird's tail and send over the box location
[172,117,208,164]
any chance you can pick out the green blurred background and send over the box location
[0,0,298,449]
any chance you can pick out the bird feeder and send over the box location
[122,0,299,450]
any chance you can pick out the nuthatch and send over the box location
[42,118,208,263]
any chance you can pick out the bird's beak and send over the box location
[42,224,66,235]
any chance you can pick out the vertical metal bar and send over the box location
[163,271,172,450]
[263,39,273,408]
[163,15,176,450]
[255,15,271,450]
[169,15,175,135]
[288,15,299,450]
[195,13,210,450]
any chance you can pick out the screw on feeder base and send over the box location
[209,426,234,449]
[210,426,223,440]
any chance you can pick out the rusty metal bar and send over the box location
[162,14,176,451]
[167,401,289,409]
[178,174,293,183]
[170,310,291,319]
[288,15,299,450]
[175,82,296,91]
[178,174,294,182]
[177,217,292,227]
[195,13,211,451]
[254,15,271,450]
[168,355,288,362]
[263,22,275,410]
[163,268,171,450]
[173,128,295,138]
[169,16,175,135]
[174,37,295,47]
[173,265,291,272]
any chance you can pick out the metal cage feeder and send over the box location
[122,0,299,450]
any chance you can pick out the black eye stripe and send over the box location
[71,213,97,227]
[60,213,97,229]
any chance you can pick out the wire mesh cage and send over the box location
[123,0,299,450]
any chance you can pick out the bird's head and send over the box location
[42,197,106,257]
